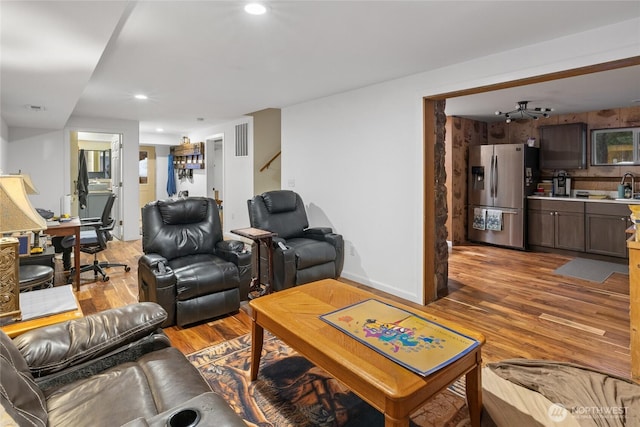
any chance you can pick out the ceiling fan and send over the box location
[495,100,553,123]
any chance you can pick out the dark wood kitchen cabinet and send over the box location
[586,202,631,258]
[528,199,585,251]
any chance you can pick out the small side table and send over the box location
[231,227,277,298]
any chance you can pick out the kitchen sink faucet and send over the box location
[621,172,635,198]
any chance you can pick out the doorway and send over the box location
[422,57,640,303]
[206,135,224,227]
[139,146,156,223]
[70,131,123,239]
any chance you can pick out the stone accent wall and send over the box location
[434,100,449,297]
[444,117,487,244]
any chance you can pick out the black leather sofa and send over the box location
[138,197,251,327]
[248,190,344,291]
[0,303,246,427]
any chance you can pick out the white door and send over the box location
[111,136,123,239]
[139,145,156,214]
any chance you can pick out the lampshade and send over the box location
[0,175,47,234]
[18,174,39,194]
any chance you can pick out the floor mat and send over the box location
[187,333,470,427]
[554,257,628,283]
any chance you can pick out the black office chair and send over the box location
[66,193,130,283]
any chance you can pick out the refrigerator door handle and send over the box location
[493,155,498,198]
[490,155,495,198]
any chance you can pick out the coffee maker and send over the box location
[553,171,571,197]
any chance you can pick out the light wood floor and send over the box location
[65,239,631,380]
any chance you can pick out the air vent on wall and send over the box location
[235,123,248,157]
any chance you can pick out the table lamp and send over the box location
[0,175,47,321]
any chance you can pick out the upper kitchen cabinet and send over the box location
[539,123,587,170]
[591,127,640,166]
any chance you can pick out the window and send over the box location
[591,127,640,166]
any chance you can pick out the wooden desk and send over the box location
[250,279,485,427]
[46,218,81,291]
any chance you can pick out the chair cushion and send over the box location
[287,238,337,270]
[19,265,54,289]
[262,190,298,213]
[157,198,208,225]
[169,254,239,301]
[142,198,222,261]
[0,331,48,427]
[78,230,98,245]
[45,347,211,427]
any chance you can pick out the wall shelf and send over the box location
[171,142,205,170]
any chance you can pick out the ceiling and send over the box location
[2,1,639,135]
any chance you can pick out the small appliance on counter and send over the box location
[575,191,590,199]
[553,170,571,197]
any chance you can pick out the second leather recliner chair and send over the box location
[247,190,344,291]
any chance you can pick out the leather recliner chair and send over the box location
[0,303,246,427]
[138,197,251,327]
[247,190,344,291]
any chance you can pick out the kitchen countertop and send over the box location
[528,195,640,204]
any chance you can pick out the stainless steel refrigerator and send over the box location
[467,143,539,249]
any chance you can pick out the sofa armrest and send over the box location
[138,254,177,327]
[121,392,247,427]
[139,253,170,271]
[215,240,251,266]
[14,302,168,378]
[216,240,252,300]
[303,227,333,237]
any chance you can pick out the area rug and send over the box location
[187,333,470,427]
[553,257,629,283]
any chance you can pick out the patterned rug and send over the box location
[187,333,470,427]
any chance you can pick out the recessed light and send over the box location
[156,128,164,132]
[244,3,267,15]
[134,94,148,100]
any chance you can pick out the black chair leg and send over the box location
[68,257,130,284]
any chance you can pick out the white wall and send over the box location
[7,127,65,214]
[189,118,254,237]
[140,131,180,201]
[282,18,640,304]
[139,125,253,238]
[0,118,8,174]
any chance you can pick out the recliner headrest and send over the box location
[262,190,298,214]
[158,198,208,225]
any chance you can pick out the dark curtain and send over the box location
[77,149,89,209]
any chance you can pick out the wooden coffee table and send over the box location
[249,279,485,427]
